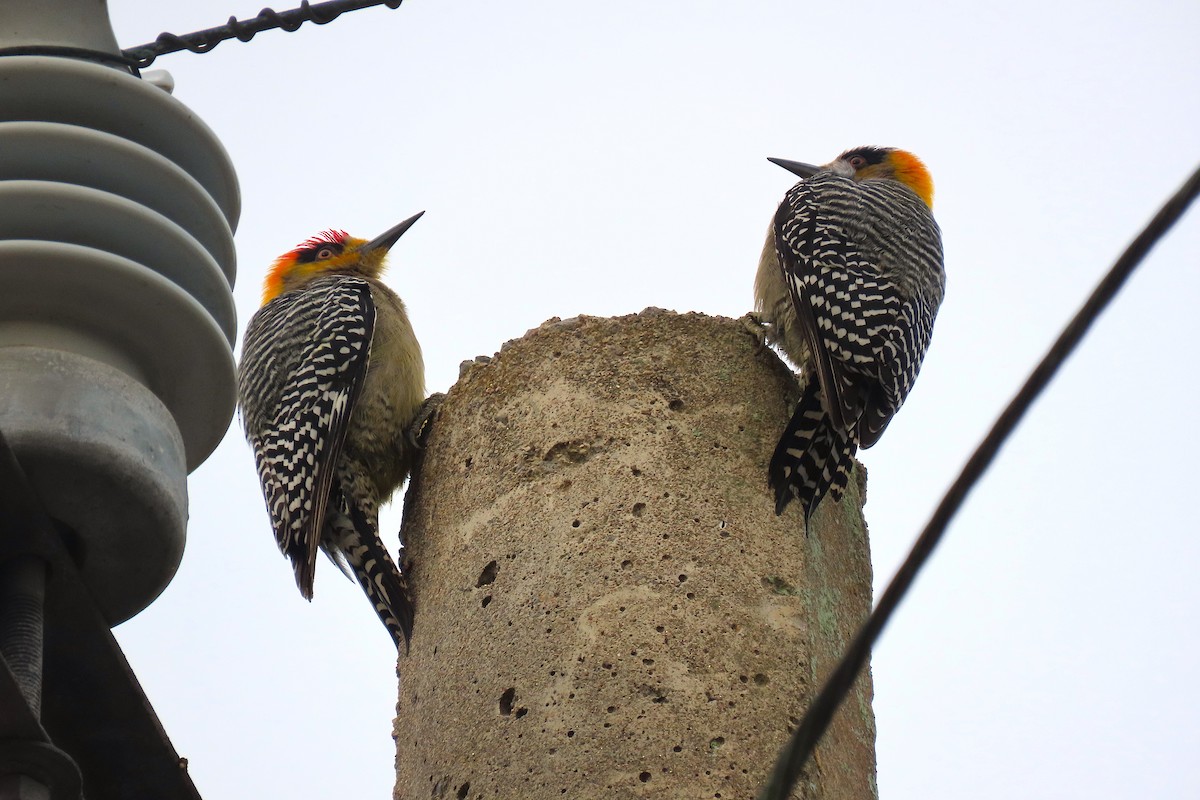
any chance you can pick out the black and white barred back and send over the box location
[770,172,945,518]
[238,274,413,646]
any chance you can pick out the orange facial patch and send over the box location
[887,150,935,208]
[262,253,300,306]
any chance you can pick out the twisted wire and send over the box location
[122,0,404,69]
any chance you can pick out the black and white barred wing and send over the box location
[860,285,942,447]
[238,277,376,596]
[774,175,881,433]
[857,185,945,447]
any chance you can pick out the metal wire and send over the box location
[121,0,405,69]
[757,161,1200,800]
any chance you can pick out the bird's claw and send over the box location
[406,393,446,450]
[739,312,771,353]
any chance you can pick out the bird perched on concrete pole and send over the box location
[238,212,427,648]
[754,147,945,519]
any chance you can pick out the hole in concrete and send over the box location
[673,745,682,753]
[710,736,725,750]
[464,457,473,469]
[762,576,798,595]
[457,782,471,798]
[476,561,498,587]
[678,574,688,583]
[686,592,695,599]
[639,771,651,783]
[642,658,654,665]
[631,466,642,476]
[632,502,646,516]
[753,673,769,685]
[621,559,632,569]
[515,707,528,718]
[571,519,581,528]
[738,675,748,684]
[607,705,617,713]
[481,595,492,608]
[567,730,575,738]
[655,625,665,633]
[499,688,516,715]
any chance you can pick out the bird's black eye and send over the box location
[848,155,868,170]
[294,238,346,263]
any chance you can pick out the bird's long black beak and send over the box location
[360,211,425,255]
[768,157,820,179]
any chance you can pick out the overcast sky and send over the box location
[104,1,1200,797]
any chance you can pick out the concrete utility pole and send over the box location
[395,310,877,800]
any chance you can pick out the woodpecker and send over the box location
[238,212,427,648]
[754,147,945,519]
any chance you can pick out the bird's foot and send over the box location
[739,312,771,353]
[406,393,446,450]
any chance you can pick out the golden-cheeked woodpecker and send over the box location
[754,147,945,519]
[238,212,427,648]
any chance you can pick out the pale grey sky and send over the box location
[108,1,1200,797]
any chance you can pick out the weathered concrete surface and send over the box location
[395,310,876,800]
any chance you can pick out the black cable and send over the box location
[121,0,405,68]
[757,161,1200,800]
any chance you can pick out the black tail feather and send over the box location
[333,499,415,650]
[769,380,858,520]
